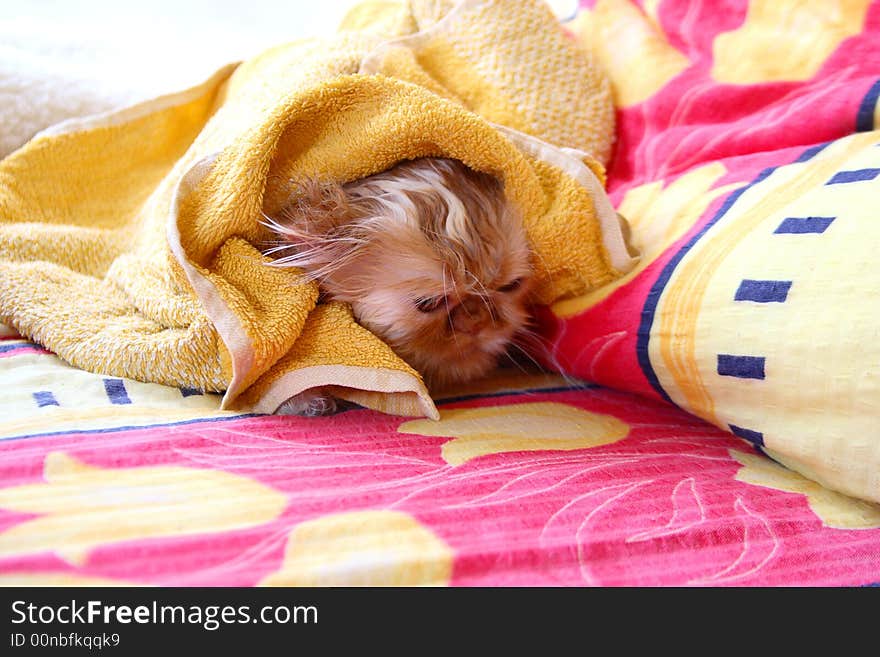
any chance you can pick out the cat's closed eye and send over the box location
[415,296,444,313]
[497,278,523,293]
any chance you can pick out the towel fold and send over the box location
[0,0,634,418]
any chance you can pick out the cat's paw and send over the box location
[275,390,338,417]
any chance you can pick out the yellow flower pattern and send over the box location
[0,452,287,566]
[260,510,453,586]
[712,0,873,84]
[570,0,690,107]
[732,450,880,529]
[399,402,630,465]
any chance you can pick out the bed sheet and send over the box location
[2,0,880,586]
[1,332,878,586]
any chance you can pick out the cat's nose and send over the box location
[450,298,493,336]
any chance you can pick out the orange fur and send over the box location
[264,157,533,397]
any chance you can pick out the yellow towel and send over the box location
[0,0,635,419]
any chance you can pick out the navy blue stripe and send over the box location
[734,279,792,303]
[0,342,39,354]
[0,413,260,442]
[635,166,776,404]
[717,355,765,379]
[435,384,597,406]
[774,216,835,234]
[179,387,203,397]
[32,391,59,408]
[856,79,880,132]
[103,378,132,405]
[630,140,843,402]
[729,424,764,447]
[794,141,831,163]
[826,168,880,185]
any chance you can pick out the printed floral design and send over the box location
[731,450,880,529]
[398,402,630,465]
[260,510,453,586]
[0,452,287,566]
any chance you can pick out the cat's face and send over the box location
[346,207,532,390]
[266,158,533,390]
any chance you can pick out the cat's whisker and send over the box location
[465,270,497,325]
[269,248,364,283]
[258,210,285,231]
[512,323,546,344]
[261,244,295,256]
[502,344,537,378]
[510,332,586,389]
[449,245,468,279]
[507,339,545,369]
[505,340,584,390]
[442,262,461,349]
[511,332,556,363]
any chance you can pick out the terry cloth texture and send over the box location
[0,0,633,418]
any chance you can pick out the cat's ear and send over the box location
[273,178,361,239]
[262,178,369,278]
